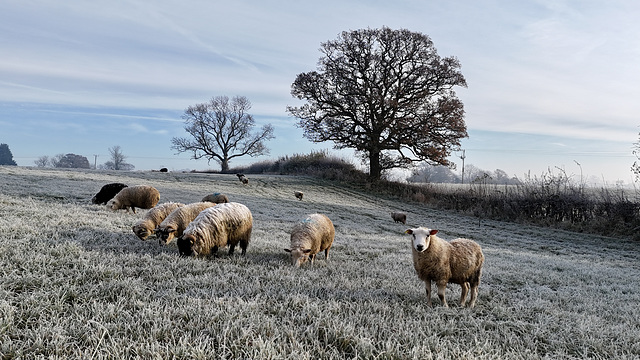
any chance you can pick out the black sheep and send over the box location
[91,183,128,204]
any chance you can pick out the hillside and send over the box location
[1,166,639,359]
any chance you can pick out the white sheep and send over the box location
[241,177,249,185]
[201,193,229,204]
[284,213,335,267]
[177,202,253,257]
[405,227,484,308]
[155,202,216,245]
[390,211,407,224]
[108,185,160,213]
[132,202,184,240]
[294,191,304,201]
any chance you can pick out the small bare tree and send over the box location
[171,95,275,172]
[34,155,50,167]
[102,146,134,170]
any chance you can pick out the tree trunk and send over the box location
[221,158,230,173]
[368,151,381,181]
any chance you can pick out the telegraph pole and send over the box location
[459,149,466,184]
[93,155,98,169]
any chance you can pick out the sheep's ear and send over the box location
[430,229,439,235]
[284,248,291,253]
[303,249,313,254]
[405,229,414,234]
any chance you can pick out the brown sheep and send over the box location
[294,191,304,201]
[201,193,229,204]
[132,202,184,240]
[284,213,335,267]
[405,227,484,308]
[155,202,216,245]
[177,202,253,257]
[108,185,160,213]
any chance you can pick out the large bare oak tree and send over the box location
[172,96,274,172]
[287,27,468,181]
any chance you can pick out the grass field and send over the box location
[1,166,639,359]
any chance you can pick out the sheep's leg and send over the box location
[228,244,235,256]
[324,248,330,261]
[468,268,482,308]
[468,278,480,308]
[468,284,479,308]
[424,280,433,307]
[436,281,448,308]
[240,240,248,255]
[460,282,469,306]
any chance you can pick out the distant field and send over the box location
[1,166,639,359]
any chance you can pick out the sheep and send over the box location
[201,193,229,204]
[294,191,304,201]
[236,173,245,180]
[155,201,217,245]
[132,202,185,240]
[391,211,407,224]
[284,213,335,268]
[405,227,484,308]
[108,185,160,213]
[241,177,249,185]
[91,183,128,205]
[159,167,168,172]
[177,202,253,257]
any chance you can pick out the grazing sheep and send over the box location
[132,202,184,240]
[201,193,229,204]
[241,177,249,185]
[177,202,253,257]
[391,211,407,224]
[109,185,160,213]
[155,202,217,245]
[405,227,484,308]
[284,213,335,267]
[91,183,128,205]
[236,173,245,180]
[294,191,304,201]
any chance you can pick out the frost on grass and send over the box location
[0,166,639,359]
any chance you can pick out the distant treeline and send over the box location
[231,151,640,239]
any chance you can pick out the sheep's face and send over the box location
[177,234,197,256]
[108,199,122,211]
[406,227,438,252]
[132,225,151,240]
[284,248,313,267]
[155,226,177,244]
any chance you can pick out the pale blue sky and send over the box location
[1,0,638,184]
